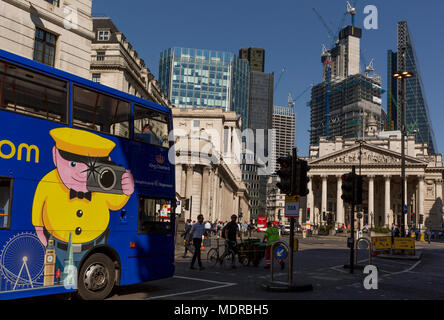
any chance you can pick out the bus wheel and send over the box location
[77,253,115,300]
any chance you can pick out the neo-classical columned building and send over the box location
[0,0,94,79]
[306,118,443,231]
[172,108,250,223]
[90,17,171,107]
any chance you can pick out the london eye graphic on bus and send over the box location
[0,232,45,291]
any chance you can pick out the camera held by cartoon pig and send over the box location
[87,161,126,194]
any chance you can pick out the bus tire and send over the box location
[77,253,115,300]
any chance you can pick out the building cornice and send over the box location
[4,0,95,40]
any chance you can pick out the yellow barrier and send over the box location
[371,236,416,256]
[371,236,391,250]
[293,238,299,252]
[393,237,415,250]
[420,233,425,242]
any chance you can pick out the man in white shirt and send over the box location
[189,214,206,270]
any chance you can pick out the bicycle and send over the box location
[206,237,237,269]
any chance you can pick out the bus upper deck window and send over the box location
[134,105,169,148]
[0,60,67,123]
[73,86,130,138]
[0,178,12,230]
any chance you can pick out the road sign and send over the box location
[371,236,392,250]
[275,245,288,260]
[285,196,300,217]
[285,195,300,203]
[393,237,415,250]
[403,204,408,215]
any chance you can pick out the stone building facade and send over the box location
[0,0,94,79]
[306,120,443,231]
[172,108,250,223]
[90,17,170,106]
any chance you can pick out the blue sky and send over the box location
[92,0,444,157]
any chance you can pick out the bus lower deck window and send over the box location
[0,178,12,229]
[138,197,172,234]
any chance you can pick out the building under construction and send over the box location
[310,23,384,146]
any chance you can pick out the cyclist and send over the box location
[222,214,240,269]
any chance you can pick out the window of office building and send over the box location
[92,73,101,83]
[96,51,105,61]
[98,30,110,41]
[33,28,57,67]
[45,0,59,6]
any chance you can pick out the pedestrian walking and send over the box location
[263,222,284,269]
[189,214,207,270]
[205,220,212,235]
[427,229,432,244]
[182,219,192,258]
[248,221,254,237]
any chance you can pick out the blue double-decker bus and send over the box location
[0,49,175,300]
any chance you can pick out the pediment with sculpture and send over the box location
[309,144,428,167]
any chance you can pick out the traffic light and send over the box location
[341,173,354,204]
[341,173,363,204]
[354,175,363,205]
[293,159,310,196]
[184,199,190,210]
[276,156,293,195]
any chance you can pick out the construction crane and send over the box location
[288,93,295,108]
[274,67,286,91]
[365,58,375,77]
[312,8,348,49]
[289,83,314,107]
[346,1,357,26]
[312,8,336,47]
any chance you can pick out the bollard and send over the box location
[355,237,372,266]
[261,240,313,292]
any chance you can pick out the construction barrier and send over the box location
[371,236,416,256]
[371,236,391,256]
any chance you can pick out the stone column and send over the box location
[418,175,424,230]
[384,175,391,227]
[404,177,408,230]
[368,175,375,227]
[226,127,232,156]
[321,175,328,224]
[201,166,210,219]
[436,178,443,229]
[185,165,194,220]
[307,176,314,225]
[180,166,187,196]
[336,175,344,225]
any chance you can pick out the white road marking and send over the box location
[380,260,422,277]
[145,275,237,300]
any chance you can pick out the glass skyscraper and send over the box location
[387,21,437,154]
[158,47,249,126]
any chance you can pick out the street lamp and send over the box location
[393,69,414,237]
